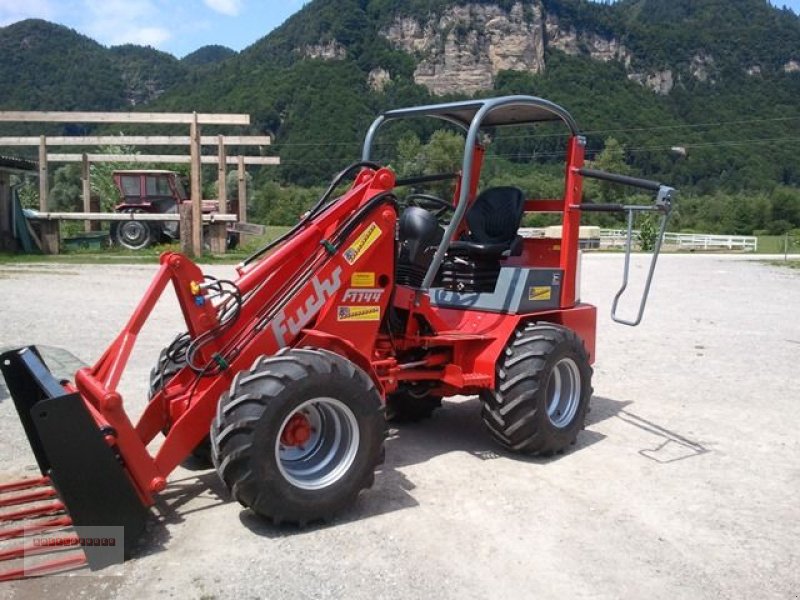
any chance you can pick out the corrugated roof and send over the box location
[0,155,37,173]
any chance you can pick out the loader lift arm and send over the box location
[0,164,399,569]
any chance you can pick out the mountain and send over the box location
[1,2,800,195]
[0,20,231,109]
[147,0,800,189]
[182,45,237,68]
[108,45,187,107]
[0,19,125,110]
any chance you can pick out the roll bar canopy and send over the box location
[361,95,579,161]
[361,95,582,291]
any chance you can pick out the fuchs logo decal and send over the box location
[341,288,383,303]
[272,267,343,347]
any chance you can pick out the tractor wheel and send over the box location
[148,336,212,466]
[211,348,385,525]
[148,340,185,397]
[385,386,442,423]
[480,323,592,455]
[113,216,153,250]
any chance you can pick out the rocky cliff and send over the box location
[379,1,640,95]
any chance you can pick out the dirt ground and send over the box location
[1,254,798,599]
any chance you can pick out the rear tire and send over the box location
[211,348,384,525]
[480,323,592,455]
[385,386,442,423]
[113,212,153,250]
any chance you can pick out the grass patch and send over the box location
[764,259,800,270]
[756,235,800,255]
[0,226,292,265]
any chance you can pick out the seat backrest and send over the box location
[465,186,525,245]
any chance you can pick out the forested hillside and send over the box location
[1,1,799,235]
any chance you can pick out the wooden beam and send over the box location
[47,154,280,165]
[39,220,60,254]
[179,203,192,255]
[190,114,202,257]
[0,171,12,251]
[81,153,91,232]
[25,212,237,222]
[0,135,271,146]
[0,111,250,125]
[38,136,47,211]
[237,155,247,223]
[217,135,227,212]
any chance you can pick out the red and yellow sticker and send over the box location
[343,222,382,265]
[337,306,381,322]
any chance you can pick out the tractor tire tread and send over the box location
[480,323,593,456]
[211,348,384,525]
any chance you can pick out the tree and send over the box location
[89,145,140,212]
[637,212,659,251]
[49,165,82,211]
[585,138,632,204]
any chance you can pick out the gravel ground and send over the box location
[1,254,798,600]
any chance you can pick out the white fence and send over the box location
[600,230,758,252]
[521,227,758,252]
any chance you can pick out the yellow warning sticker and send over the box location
[351,272,376,288]
[529,286,552,301]
[343,222,382,265]
[337,306,381,322]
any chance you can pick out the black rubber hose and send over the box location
[241,160,381,266]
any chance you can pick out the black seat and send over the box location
[449,186,525,258]
[440,187,525,293]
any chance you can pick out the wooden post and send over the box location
[217,135,227,211]
[81,153,91,232]
[208,221,227,254]
[39,220,60,254]
[179,203,193,255]
[190,113,202,257]
[38,135,48,211]
[237,155,247,223]
[0,171,12,251]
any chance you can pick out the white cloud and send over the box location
[0,0,57,26]
[110,25,171,47]
[80,0,172,48]
[203,0,242,17]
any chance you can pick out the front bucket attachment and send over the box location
[0,347,149,574]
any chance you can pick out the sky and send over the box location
[0,0,798,59]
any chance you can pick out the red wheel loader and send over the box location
[0,96,674,577]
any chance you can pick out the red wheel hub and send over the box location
[280,413,313,447]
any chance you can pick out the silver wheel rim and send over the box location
[545,357,581,428]
[275,397,360,490]
[118,221,150,249]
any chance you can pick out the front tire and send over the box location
[480,323,592,455]
[113,214,153,250]
[211,348,385,524]
[148,334,212,465]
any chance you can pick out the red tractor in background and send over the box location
[0,95,674,576]
[110,169,237,250]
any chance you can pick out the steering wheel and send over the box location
[406,193,454,219]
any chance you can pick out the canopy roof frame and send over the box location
[361,95,582,291]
